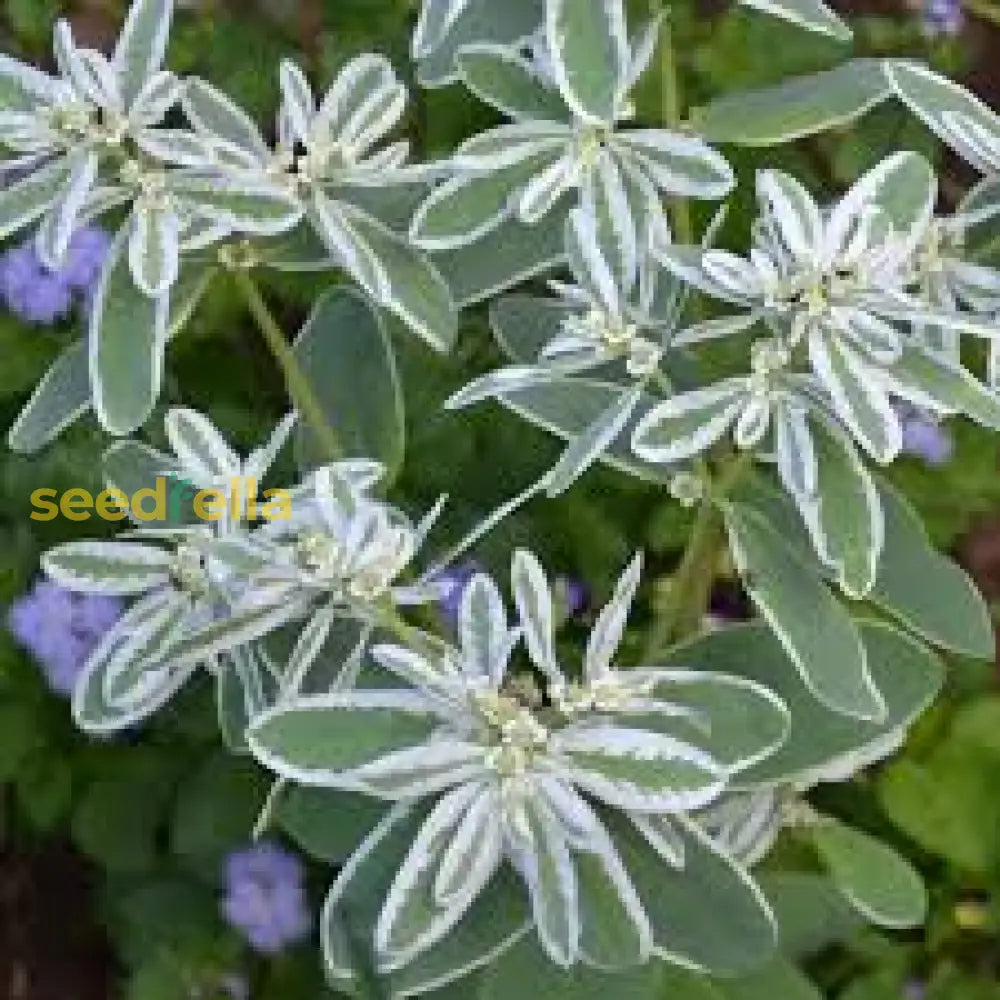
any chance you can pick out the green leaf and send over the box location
[292,285,405,477]
[412,153,562,251]
[879,753,1000,876]
[723,501,884,721]
[0,701,41,782]
[500,378,675,485]
[278,787,387,863]
[871,480,993,658]
[457,45,568,121]
[248,693,440,783]
[545,0,626,124]
[736,0,850,39]
[337,201,457,352]
[758,873,864,957]
[887,60,1000,170]
[811,822,927,928]
[478,937,664,999]
[433,207,568,305]
[7,339,91,454]
[803,414,882,599]
[91,227,169,436]
[73,754,178,873]
[170,752,268,863]
[693,60,889,146]
[416,0,544,87]
[603,811,777,974]
[667,621,944,786]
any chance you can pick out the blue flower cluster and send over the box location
[922,0,963,36]
[0,227,110,325]
[221,841,311,955]
[900,408,954,466]
[8,579,123,697]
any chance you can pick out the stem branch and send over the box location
[231,270,342,464]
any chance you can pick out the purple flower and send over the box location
[435,561,479,630]
[922,0,963,35]
[901,410,953,466]
[221,841,311,955]
[0,246,73,324]
[8,579,124,697]
[553,576,589,620]
[0,226,110,325]
[60,227,112,291]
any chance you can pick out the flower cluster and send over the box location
[221,841,311,954]
[41,406,445,733]
[8,578,123,696]
[0,225,109,323]
[249,552,790,974]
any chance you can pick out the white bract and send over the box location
[249,552,787,973]
[410,0,733,256]
[180,59,457,352]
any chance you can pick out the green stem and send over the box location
[642,451,755,659]
[231,269,343,464]
[643,494,721,658]
[655,6,694,245]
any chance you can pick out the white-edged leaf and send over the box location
[459,573,512,685]
[631,379,746,463]
[181,76,269,161]
[165,407,239,484]
[456,44,568,121]
[615,131,735,200]
[694,60,889,146]
[808,328,901,464]
[553,723,727,812]
[736,0,850,40]
[795,414,883,599]
[129,203,180,297]
[335,201,457,352]
[43,540,171,594]
[546,0,628,124]
[585,553,643,682]
[0,154,73,242]
[512,549,557,677]
[169,171,303,235]
[113,0,175,108]
[887,60,1000,174]
[723,500,885,721]
[545,386,643,496]
[90,226,169,435]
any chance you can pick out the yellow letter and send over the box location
[96,488,129,521]
[60,488,93,522]
[194,488,226,522]
[262,489,292,521]
[132,478,167,522]
[30,488,59,522]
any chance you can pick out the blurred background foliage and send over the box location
[1,0,1000,998]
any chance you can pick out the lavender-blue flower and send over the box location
[221,841,311,954]
[8,579,124,697]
